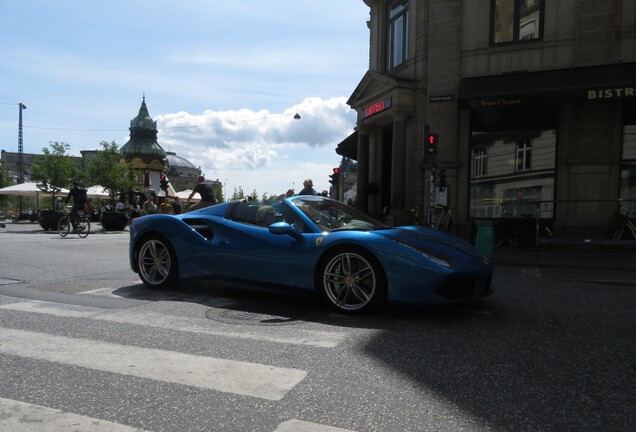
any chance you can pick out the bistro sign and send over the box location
[587,87,636,100]
[363,97,392,118]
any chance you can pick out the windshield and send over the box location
[291,196,387,232]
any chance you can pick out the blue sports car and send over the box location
[129,195,493,314]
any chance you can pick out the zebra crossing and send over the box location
[0,288,358,432]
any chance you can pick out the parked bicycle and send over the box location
[58,210,91,238]
[493,214,552,249]
[603,204,636,253]
[431,205,454,232]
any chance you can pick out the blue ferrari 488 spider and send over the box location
[129,195,493,314]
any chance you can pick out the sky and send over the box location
[0,1,370,197]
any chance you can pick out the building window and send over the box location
[469,130,556,218]
[620,125,636,215]
[491,0,544,44]
[387,0,409,70]
[516,140,531,171]
[472,147,487,178]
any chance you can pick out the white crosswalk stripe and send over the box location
[1,327,307,401]
[0,295,360,431]
[0,397,146,432]
[0,300,346,348]
[0,398,353,432]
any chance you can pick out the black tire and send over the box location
[603,225,625,253]
[78,220,91,238]
[522,225,552,249]
[57,216,70,237]
[136,235,178,289]
[317,247,387,314]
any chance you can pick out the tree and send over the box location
[0,159,10,208]
[30,141,84,203]
[231,186,245,201]
[87,141,138,202]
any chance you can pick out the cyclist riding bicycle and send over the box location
[65,181,88,233]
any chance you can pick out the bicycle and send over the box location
[603,204,636,253]
[493,214,552,249]
[432,205,453,232]
[58,210,91,238]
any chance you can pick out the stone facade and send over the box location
[347,0,636,239]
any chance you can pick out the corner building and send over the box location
[346,0,636,240]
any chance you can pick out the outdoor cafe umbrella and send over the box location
[0,182,70,212]
[0,182,69,197]
[175,189,200,202]
[85,185,110,199]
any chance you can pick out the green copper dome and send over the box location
[120,96,167,166]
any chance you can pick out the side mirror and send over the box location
[269,222,303,240]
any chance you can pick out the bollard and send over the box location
[474,220,494,259]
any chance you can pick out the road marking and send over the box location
[274,419,357,432]
[0,300,346,348]
[521,267,541,278]
[0,328,307,401]
[0,397,148,432]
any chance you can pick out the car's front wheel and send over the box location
[136,235,178,289]
[318,248,387,314]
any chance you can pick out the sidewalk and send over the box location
[0,220,128,235]
[491,246,635,271]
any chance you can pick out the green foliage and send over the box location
[215,187,224,203]
[30,141,83,202]
[0,160,10,207]
[231,186,245,201]
[87,141,138,201]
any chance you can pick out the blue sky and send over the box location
[0,1,369,196]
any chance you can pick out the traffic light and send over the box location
[159,175,169,192]
[329,168,340,188]
[439,169,447,192]
[425,133,438,159]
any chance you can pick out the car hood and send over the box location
[378,226,489,262]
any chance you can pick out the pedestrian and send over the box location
[129,196,141,220]
[142,193,157,215]
[172,196,182,214]
[299,179,317,195]
[186,175,217,212]
[64,181,88,232]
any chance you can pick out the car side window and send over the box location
[280,203,309,233]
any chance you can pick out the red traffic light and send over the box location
[333,168,339,174]
[425,133,438,158]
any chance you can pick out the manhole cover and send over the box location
[206,303,306,326]
[0,277,23,286]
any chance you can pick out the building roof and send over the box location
[166,152,198,170]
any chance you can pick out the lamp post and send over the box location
[17,103,26,184]
[17,103,26,214]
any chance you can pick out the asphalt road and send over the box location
[0,222,635,431]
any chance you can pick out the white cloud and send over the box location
[155,97,355,195]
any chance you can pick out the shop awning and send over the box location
[336,132,358,160]
[458,62,636,102]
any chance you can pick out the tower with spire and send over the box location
[120,96,168,194]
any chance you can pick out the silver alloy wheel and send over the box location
[322,251,376,312]
[138,239,172,286]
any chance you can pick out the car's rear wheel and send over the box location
[318,248,387,314]
[136,235,178,289]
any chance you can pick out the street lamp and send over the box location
[18,103,27,184]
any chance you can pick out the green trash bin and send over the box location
[474,220,493,259]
